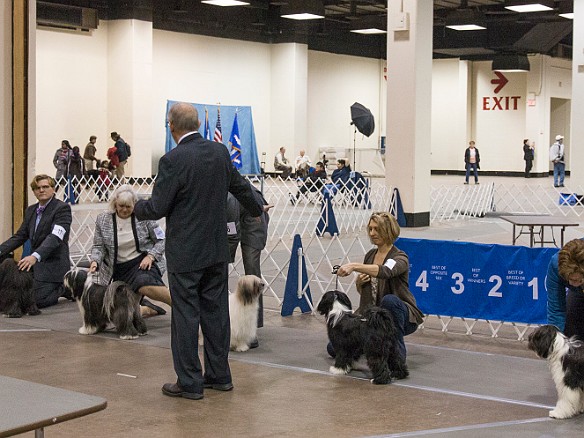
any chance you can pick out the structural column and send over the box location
[386,0,432,227]
[571,2,584,187]
[270,43,308,153]
[107,20,153,176]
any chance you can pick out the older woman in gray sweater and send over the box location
[89,184,171,316]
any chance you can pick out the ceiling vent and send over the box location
[37,1,98,32]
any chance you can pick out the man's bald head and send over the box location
[168,103,201,133]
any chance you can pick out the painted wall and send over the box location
[36,25,109,176]
[34,20,573,177]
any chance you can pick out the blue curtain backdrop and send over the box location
[165,100,261,175]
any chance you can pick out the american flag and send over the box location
[214,108,223,143]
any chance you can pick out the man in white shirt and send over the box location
[549,134,565,188]
[294,149,312,179]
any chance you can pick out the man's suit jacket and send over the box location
[0,197,71,283]
[134,132,262,273]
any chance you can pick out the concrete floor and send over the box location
[2,174,584,437]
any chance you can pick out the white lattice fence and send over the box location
[430,181,584,222]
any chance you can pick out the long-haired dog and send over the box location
[63,269,147,340]
[317,290,408,384]
[229,275,264,352]
[528,324,584,419]
[0,256,40,318]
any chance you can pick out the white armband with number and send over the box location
[52,225,66,240]
[154,226,165,240]
[384,259,396,269]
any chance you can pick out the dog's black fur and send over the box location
[0,254,40,318]
[317,290,408,384]
[63,268,147,339]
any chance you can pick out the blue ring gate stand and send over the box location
[281,234,313,316]
[316,190,339,237]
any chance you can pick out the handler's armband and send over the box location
[52,224,66,240]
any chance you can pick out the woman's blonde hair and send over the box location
[109,184,137,213]
[367,212,400,245]
[558,239,584,280]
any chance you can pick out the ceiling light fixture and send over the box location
[445,8,486,31]
[201,0,250,6]
[504,0,554,13]
[350,15,387,35]
[281,0,325,20]
[558,2,574,19]
[492,53,530,72]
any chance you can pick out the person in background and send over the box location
[546,239,584,340]
[65,146,86,203]
[331,159,351,186]
[523,139,535,178]
[89,184,171,318]
[549,134,565,188]
[274,147,293,179]
[53,140,73,183]
[294,149,312,179]
[335,212,424,361]
[0,175,72,308]
[291,161,327,205]
[110,132,129,179]
[227,182,272,346]
[84,135,98,172]
[134,102,263,401]
[464,141,480,185]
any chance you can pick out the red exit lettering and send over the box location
[482,96,521,110]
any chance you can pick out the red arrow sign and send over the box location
[491,71,508,94]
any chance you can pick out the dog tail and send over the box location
[102,281,129,319]
[364,307,395,334]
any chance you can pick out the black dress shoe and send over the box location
[249,338,259,349]
[203,382,234,391]
[142,298,166,316]
[161,383,203,400]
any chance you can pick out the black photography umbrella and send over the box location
[350,102,375,137]
[350,102,375,170]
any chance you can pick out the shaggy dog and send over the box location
[63,269,147,340]
[0,256,40,318]
[528,324,584,419]
[317,290,408,384]
[229,275,264,352]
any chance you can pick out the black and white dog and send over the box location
[528,324,584,419]
[0,256,40,318]
[317,290,408,384]
[63,269,147,340]
[229,275,264,352]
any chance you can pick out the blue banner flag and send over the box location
[204,108,211,140]
[228,113,242,169]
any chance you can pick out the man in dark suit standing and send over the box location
[134,102,262,400]
[0,174,72,308]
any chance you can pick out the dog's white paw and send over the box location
[119,334,139,340]
[79,325,96,335]
[549,409,573,419]
[234,344,249,352]
[329,366,349,375]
